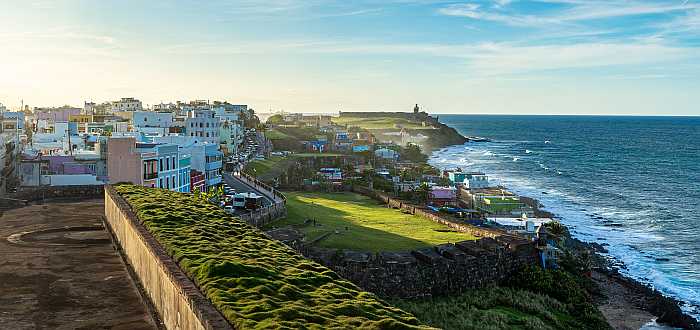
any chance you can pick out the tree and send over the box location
[266,114,284,125]
[414,183,430,204]
[400,143,428,163]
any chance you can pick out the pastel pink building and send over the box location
[36,107,81,122]
[107,137,157,187]
[428,186,457,207]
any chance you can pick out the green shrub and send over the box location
[394,287,577,330]
[506,266,611,330]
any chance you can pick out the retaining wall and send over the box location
[103,186,231,330]
[10,185,104,202]
[297,237,536,299]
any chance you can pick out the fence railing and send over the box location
[233,172,287,227]
[237,172,287,204]
[238,203,287,228]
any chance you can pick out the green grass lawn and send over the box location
[275,192,476,252]
[292,153,345,158]
[264,128,292,140]
[244,156,286,176]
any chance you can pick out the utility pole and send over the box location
[67,128,73,156]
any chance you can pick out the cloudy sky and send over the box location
[0,0,698,115]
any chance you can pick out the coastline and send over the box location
[428,126,699,329]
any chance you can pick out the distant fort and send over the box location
[338,104,440,125]
[338,105,466,150]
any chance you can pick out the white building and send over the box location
[375,148,399,161]
[464,173,491,189]
[152,103,178,111]
[132,111,173,129]
[186,109,220,144]
[2,111,25,130]
[213,106,241,123]
[111,97,143,112]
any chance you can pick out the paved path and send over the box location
[0,200,157,330]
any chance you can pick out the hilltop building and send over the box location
[186,109,220,144]
[110,98,143,112]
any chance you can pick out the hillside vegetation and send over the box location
[334,113,466,151]
[115,184,430,329]
[395,266,611,330]
[333,116,432,130]
[243,156,296,182]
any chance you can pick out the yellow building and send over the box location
[68,114,93,123]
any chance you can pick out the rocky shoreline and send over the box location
[427,121,698,329]
[519,193,698,329]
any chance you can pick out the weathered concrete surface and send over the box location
[0,200,156,330]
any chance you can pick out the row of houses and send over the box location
[8,99,250,194]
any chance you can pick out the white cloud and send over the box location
[162,37,697,78]
[465,42,694,75]
[493,0,513,8]
[439,1,699,27]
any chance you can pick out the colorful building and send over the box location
[428,186,457,207]
[107,137,190,192]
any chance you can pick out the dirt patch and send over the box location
[593,271,657,330]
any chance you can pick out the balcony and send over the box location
[205,160,223,171]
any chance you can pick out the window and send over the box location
[206,122,209,128]
[159,158,163,171]
[172,157,176,169]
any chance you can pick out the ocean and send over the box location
[428,115,700,318]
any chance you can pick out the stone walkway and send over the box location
[0,199,157,330]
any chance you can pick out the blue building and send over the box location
[177,154,192,192]
[151,135,223,192]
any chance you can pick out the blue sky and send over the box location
[0,0,698,115]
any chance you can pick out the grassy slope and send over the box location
[333,117,432,130]
[115,185,430,329]
[393,287,578,330]
[292,153,345,158]
[396,266,613,330]
[332,115,466,151]
[274,192,475,252]
[244,156,288,177]
[264,128,292,140]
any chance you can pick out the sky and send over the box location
[0,0,699,115]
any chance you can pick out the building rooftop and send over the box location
[0,200,156,329]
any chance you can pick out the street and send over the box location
[223,173,274,207]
